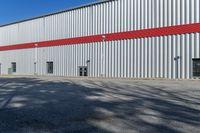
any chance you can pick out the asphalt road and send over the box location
[0,76,199,133]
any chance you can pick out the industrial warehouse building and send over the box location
[0,0,200,79]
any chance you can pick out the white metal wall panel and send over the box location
[0,0,199,79]
[0,49,34,75]
[1,0,200,46]
[24,33,199,79]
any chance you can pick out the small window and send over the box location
[11,62,16,73]
[193,59,200,77]
[47,62,53,74]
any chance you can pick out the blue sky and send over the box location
[0,0,96,25]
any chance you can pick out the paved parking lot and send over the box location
[0,76,199,133]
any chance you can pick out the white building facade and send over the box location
[0,0,200,79]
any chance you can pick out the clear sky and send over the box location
[0,0,96,25]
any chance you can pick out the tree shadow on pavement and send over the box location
[0,77,199,133]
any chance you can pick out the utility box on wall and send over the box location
[8,68,12,75]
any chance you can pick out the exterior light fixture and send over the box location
[102,35,106,41]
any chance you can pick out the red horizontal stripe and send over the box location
[0,23,200,51]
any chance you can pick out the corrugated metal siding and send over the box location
[0,0,199,46]
[0,49,35,75]
[0,0,199,79]
[0,33,199,79]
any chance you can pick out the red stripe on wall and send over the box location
[0,23,200,51]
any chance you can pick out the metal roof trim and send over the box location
[0,0,114,27]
